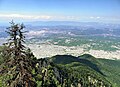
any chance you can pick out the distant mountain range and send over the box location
[24,21,120,28]
[1,21,120,29]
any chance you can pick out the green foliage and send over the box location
[50,54,120,87]
[0,22,119,87]
[0,47,4,64]
[51,55,80,64]
[97,59,120,87]
[0,21,37,87]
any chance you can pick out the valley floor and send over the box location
[27,43,120,59]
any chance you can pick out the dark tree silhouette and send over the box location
[5,21,26,60]
[2,21,36,87]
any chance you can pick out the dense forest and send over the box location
[0,22,120,87]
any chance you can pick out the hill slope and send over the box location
[0,51,113,87]
[50,54,120,87]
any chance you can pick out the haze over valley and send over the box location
[0,21,120,59]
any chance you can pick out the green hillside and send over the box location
[50,54,120,87]
[0,52,113,87]
[80,54,120,87]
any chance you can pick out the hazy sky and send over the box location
[0,0,120,23]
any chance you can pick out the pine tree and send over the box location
[5,21,26,61]
[2,21,36,87]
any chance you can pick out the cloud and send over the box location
[90,16,94,19]
[96,17,100,19]
[0,14,52,20]
[26,30,47,36]
[90,16,100,19]
[0,13,82,21]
